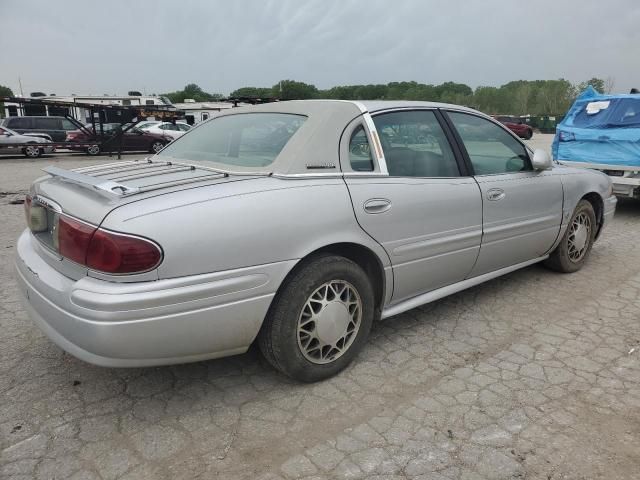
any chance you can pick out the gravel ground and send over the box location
[1,136,639,480]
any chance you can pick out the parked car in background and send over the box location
[0,126,55,157]
[16,100,615,382]
[494,115,533,139]
[138,121,191,140]
[65,123,172,155]
[553,86,640,199]
[1,116,79,142]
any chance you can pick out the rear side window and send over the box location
[448,112,531,175]
[372,110,460,177]
[7,117,32,129]
[157,113,306,168]
[349,126,374,171]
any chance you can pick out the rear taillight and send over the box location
[25,199,162,274]
[57,216,96,265]
[24,194,47,232]
[86,229,162,274]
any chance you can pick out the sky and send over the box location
[1,0,639,97]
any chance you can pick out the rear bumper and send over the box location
[15,230,295,367]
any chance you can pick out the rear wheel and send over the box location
[258,254,375,382]
[150,140,165,154]
[23,144,42,158]
[544,199,596,273]
[86,145,100,156]
[523,129,533,140]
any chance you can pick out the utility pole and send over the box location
[18,76,24,97]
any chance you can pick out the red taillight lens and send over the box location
[86,229,162,274]
[58,216,96,265]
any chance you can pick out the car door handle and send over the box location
[363,198,392,214]
[486,188,506,201]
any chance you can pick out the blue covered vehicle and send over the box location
[553,86,640,198]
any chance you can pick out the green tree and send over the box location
[229,87,273,98]
[272,80,318,100]
[576,77,605,94]
[0,85,13,98]
[162,83,222,103]
[0,85,14,118]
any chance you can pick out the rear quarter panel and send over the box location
[101,177,391,281]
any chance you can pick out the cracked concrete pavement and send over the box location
[1,139,639,479]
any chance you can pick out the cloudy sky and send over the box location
[1,0,639,97]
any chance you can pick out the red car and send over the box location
[66,123,172,155]
[494,116,533,140]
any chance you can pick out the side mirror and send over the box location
[531,149,552,170]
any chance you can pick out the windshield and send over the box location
[157,113,306,168]
[570,98,640,129]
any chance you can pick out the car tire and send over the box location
[544,199,596,273]
[524,129,533,140]
[258,254,375,382]
[86,145,100,156]
[150,141,166,154]
[23,144,42,158]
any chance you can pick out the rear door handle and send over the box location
[364,198,391,214]
[486,188,505,201]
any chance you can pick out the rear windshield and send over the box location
[157,113,306,168]
[569,98,640,129]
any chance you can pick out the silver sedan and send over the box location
[15,100,616,382]
[0,126,54,157]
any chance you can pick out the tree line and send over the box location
[164,77,611,116]
[227,77,612,115]
[0,77,614,118]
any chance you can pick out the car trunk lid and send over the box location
[31,158,259,225]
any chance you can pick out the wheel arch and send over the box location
[581,191,604,238]
[274,242,388,316]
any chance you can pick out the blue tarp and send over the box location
[552,86,640,167]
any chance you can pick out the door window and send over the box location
[372,110,460,177]
[61,119,76,130]
[8,117,32,129]
[448,112,531,175]
[348,126,374,171]
[35,118,62,130]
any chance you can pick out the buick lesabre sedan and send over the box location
[16,100,616,382]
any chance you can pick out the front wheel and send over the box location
[523,129,533,140]
[23,145,42,158]
[544,199,596,273]
[258,254,375,382]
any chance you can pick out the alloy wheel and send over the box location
[25,145,40,158]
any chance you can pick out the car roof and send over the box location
[356,100,477,114]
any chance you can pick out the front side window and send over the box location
[35,118,62,130]
[348,126,373,171]
[372,110,460,177]
[61,119,76,130]
[157,113,306,168]
[448,112,531,175]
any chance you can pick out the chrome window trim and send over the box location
[361,112,389,175]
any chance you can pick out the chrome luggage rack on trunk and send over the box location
[43,158,231,196]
